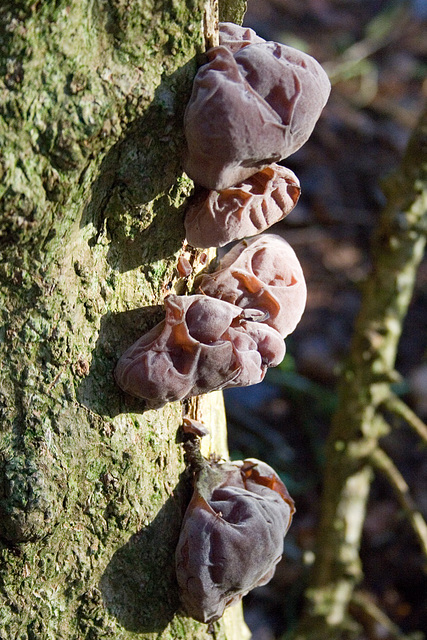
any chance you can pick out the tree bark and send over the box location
[0,1,249,637]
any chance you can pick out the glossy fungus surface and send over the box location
[185,164,300,248]
[218,21,265,53]
[175,457,295,623]
[183,27,331,190]
[114,294,285,408]
[182,417,210,438]
[197,234,307,338]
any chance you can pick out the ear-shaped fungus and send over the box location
[197,234,307,338]
[175,457,295,623]
[184,32,331,190]
[114,294,285,408]
[185,164,300,248]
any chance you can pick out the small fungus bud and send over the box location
[114,294,285,408]
[177,255,192,278]
[197,234,307,338]
[184,26,331,190]
[185,164,300,248]
[175,457,295,623]
[218,21,265,53]
[182,417,209,438]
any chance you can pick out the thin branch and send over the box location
[350,591,422,640]
[382,393,427,444]
[370,447,427,558]
[323,2,410,84]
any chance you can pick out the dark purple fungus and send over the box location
[197,234,307,338]
[175,457,295,623]
[114,294,285,408]
[185,163,300,248]
[183,29,331,190]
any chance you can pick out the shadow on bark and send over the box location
[0,448,67,544]
[77,305,167,417]
[99,474,188,633]
[80,63,196,273]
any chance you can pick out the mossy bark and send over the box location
[0,1,249,638]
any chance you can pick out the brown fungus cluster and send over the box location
[175,455,295,623]
[115,22,328,407]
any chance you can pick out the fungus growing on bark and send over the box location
[185,164,300,248]
[182,416,210,438]
[114,294,285,408]
[175,455,295,623]
[218,21,265,53]
[197,234,307,338]
[177,255,192,278]
[183,24,331,190]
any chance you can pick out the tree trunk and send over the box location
[0,1,249,637]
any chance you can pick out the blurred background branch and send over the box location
[290,105,427,639]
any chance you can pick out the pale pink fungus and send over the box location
[197,234,307,338]
[114,294,285,408]
[218,21,265,53]
[185,163,300,248]
[183,26,331,190]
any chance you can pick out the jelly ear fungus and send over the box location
[175,442,295,624]
[185,164,300,249]
[183,23,331,191]
[197,234,307,338]
[114,294,285,408]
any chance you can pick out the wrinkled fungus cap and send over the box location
[197,234,307,338]
[218,21,265,53]
[114,294,285,408]
[185,163,300,248]
[183,24,331,190]
[176,457,295,623]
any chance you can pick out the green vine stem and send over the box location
[292,106,427,640]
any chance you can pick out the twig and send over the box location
[350,591,423,640]
[382,393,427,444]
[370,446,427,559]
[324,2,410,84]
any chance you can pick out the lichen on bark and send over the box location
[0,0,249,637]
